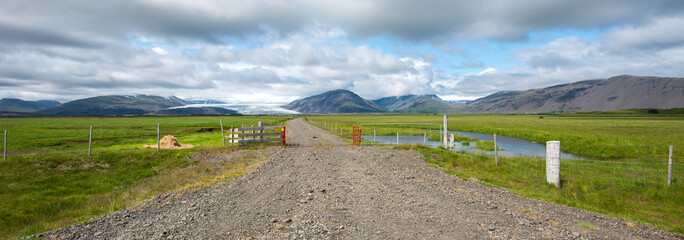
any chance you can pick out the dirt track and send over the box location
[32,118,681,239]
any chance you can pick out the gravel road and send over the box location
[31,118,681,239]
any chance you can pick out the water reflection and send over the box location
[362,131,580,159]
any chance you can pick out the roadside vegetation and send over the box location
[396,145,683,234]
[0,116,291,239]
[307,114,684,159]
[0,116,288,152]
[307,114,684,233]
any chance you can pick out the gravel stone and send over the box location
[27,118,682,240]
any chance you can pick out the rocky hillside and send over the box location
[283,90,385,114]
[0,98,60,114]
[373,94,438,111]
[466,75,684,113]
[39,95,187,116]
[373,94,458,113]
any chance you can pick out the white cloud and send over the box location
[1,0,684,103]
[151,47,168,55]
[430,20,684,97]
[603,16,684,50]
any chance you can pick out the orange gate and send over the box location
[352,126,362,146]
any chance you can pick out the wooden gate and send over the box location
[227,124,286,147]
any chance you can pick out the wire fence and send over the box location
[0,118,286,159]
[309,120,682,189]
[495,153,682,188]
[1,125,218,154]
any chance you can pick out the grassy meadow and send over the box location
[397,145,683,233]
[307,114,684,233]
[0,116,291,239]
[0,116,289,152]
[307,114,684,159]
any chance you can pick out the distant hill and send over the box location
[373,94,458,113]
[466,75,684,113]
[373,94,440,111]
[283,90,386,114]
[151,107,239,116]
[0,98,60,113]
[39,95,187,116]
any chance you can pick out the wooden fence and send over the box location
[227,123,286,147]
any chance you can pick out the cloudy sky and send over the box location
[1,0,684,103]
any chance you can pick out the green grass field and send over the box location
[397,145,683,233]
[307,114,684,233]
[0,116,289,152]
[1,114,682,237]
[307,114,684,159]
[0,116,291,239]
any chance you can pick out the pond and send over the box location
[362,131,580,159]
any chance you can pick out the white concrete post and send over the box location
[424,133,427,145]
[546,141,561,187]
[443,115,448,148]
[396,132,399,145]
[494,134,498,166]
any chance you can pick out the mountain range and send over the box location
[373,94,459,114]
[0,98,60,114]
[283,75,683,114]
[282,90,386,114]
[282,91,459,114]
[465,75,684,113]
[0,95,235,116]
[2,75,682,116]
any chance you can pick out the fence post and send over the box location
[230,126,234,146]
[424,132,427,145]
[157,123,160,152]
[396,132,399,145]
[494,134,498,166]
[443,115,448,148]
[3,130,6,160]
[258,122,263,140]
[281,126,286,147]
[358,126,362,146]
[449,134,454,150]
[88,126,93,156]
[668,145,673,186]
[220,120,225,147]
[546,141,561,187]
[352,127,356,145]
[373,130,376,142]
